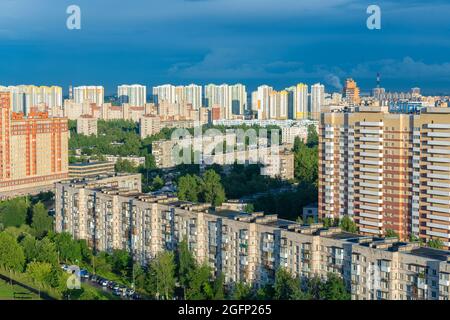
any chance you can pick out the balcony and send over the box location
[359,212,383,219]
[360,129,383,135]
[428,173,450,180]
[428,214,450,222]
[359,182,383,189]
[427,206,450,214]
[426,222,450,230]
[426,189,450,197]
[359,144,383,150]
[359,204,383,212]
[428,148,450,155]
[428,165,450,171]
[428,132,450,138]
[358,136,383,143]
[427,198,450,206]
[360,152,383,158]
[359,159,383,166]
[359,175,383,181]
[426,229,450,238]
[359,219,383,227]
[360,189,383,196]
[427,157,450,163]
[427,181,450,188]
[427,140,450,147]
[359,197,383,204]
[359,227,382,235]
[427,123,450,129]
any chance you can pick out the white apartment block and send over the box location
[74,86,104,106]
[118,84,147,107]
[0,85,63,113]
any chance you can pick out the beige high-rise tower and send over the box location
[319,106,450,249]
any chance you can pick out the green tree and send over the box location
[232,282,253,300]
[132,263,146,290]
[0,232,25,272]
[111,250,132,278]
[31,202,53,238]
[152,175,164,191]
[273,268,305,300]
[244,203,255,214]
[428,239,444,249]
[177,239,196,289]
[339,215,357,233]
[150,251,176,300]
[306,124,319,147]
[320,273,350,300]
[201,169,226,206]
[79,239,93,265]
[26,261,53,284]
[385,229,399,239]
[0,198,29,228]
[52,232,82,264]
[115,159,138,173]
[178,174,202,202]
[186,264,215,300]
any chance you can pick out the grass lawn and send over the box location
[0,278,41,300]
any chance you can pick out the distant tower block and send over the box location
[69,85,73,100]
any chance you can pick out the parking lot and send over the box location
[61,264,142,300]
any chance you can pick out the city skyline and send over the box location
[1,0,450,94]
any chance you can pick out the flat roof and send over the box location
[69,162,113,167]
[408,247,450,262]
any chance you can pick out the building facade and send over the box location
[319,106,450,249]
[74,86,104,105]
[0,92,68,198]
[118,84,147,107]
[55,174,450,300]
[77,115,98,136]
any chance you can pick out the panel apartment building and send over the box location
[55,174,450,300]
[319,106,450,249]
[0,92,69,198]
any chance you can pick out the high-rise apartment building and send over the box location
[204,84,247,119]
[74,86,104,105]
[268,90,288,120]
[319,106,450,249]
[152,84,202,109]
[310,83,325,120]
[183,84,203,109]
[295,83,309,120]
[0,92,68,198]
[343,79,361,105]
[118,84,147,106]
[152,84,177,104]
[252,85,273,120]
[0,85,63,114]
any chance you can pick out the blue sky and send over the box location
[1,0,450,94]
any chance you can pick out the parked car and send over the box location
[112,289,122,297]
[79,269,90,279]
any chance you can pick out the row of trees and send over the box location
[132,239,350,300]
